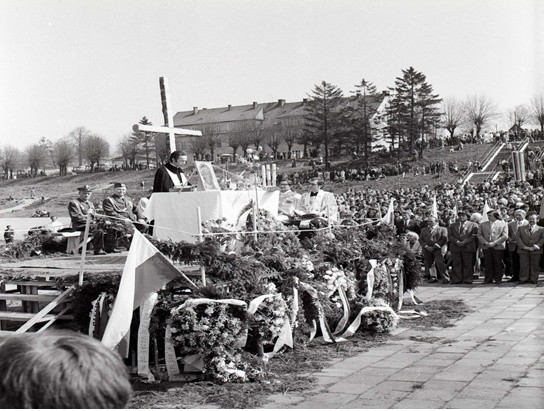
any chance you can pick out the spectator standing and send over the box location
[516,213,544,284]
[477,210,508,284]
[448,210,479,284]
[506,209,528,282]
[419,216,450,284]
[4,225,14,243]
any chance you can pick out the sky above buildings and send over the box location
[1,0,542,150]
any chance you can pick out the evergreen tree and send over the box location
[348,78,382,166]
[303,81,343,169]
[386,67,442,156]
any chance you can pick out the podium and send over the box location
[145,190,279,243]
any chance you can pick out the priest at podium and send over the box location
[152,151,191,192]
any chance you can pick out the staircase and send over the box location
[0,278,74,339]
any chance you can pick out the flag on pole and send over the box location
[431,196,438,219]
[452,202,458,219]
[381,198,395,225]
[481,200,491,222]
[102,230,181,349]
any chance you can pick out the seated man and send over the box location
[103,183,147,251]
[277,180,301,222]
[68,185,113,255]
[0,330,131,408]
[295,177,339,227]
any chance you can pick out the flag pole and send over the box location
[78,213,91,286]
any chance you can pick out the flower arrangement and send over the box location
[351,297,399,333]
[168,300,250,382]
[250,293,288,346]
[201,217,238,251]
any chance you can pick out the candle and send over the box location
[266,165,271,188]
[271,164,277,187]
[261,165,266,187]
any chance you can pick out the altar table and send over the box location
[145,190,279,243]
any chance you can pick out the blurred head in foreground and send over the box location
[0,330,131,409]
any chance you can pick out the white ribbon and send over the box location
[137,292,158,381]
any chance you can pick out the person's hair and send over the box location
[169,150,187,162]
[0,330,131,408]
[515,209,526,217]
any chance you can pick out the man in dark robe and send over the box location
[153,151,190,192]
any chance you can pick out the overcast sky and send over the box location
[1,0,542,150]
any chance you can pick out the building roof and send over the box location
[174,96,384,128]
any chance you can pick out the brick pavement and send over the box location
[261,281,544,409]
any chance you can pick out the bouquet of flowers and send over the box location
[168,300,249,382]
[201,217,238,252]
[351,297,399,333]
[251,293,288,346]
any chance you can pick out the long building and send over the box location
[172,96,388,163]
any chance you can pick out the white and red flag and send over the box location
[102,230,180,349]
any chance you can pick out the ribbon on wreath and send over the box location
[366,259,378,299]
[248,293,293,361]
[137,292,159,381]
[340,305,399,339]
[332,285,351,336]
[88,292,111,340]
[299,282,336,343]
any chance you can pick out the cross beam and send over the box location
[132,77,202,154]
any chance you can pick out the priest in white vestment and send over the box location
[295,178,338,222]
[152,151,189,193]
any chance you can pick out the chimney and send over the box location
[228,104,232,110]
[193,107,199,115]
[302,98,308,105]
[278,99,286,107]
[253,101,258,109]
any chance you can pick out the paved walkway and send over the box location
[262,281,544,409]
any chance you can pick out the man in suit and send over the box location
[506,209,528,282]
[477,209,508,284]
[295,178,338,223]
[448,210,479,284]
[395,209,421,235]
[516,212,544,285]
[419,216,449,284]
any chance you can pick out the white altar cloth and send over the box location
[145,190,279,243]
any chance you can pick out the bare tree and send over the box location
[68,127,91,167]
[195,124,221,162]
[84,134,110,172]
[265,126,284,159]
[0,146,21,179]
[442,97,464,140]
[230,122,254,157]
[283,119,303,158]
[190,136,207,160]
[463,94,499,138]
[25,144,48,177]
[508,104,531,136]
[52,139,74,176]
[530,93,544,135]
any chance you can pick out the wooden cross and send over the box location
[132,77,201,154]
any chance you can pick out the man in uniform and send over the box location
[67,185,111,255]
[102,183,147,252]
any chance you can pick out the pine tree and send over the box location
[348,78,382,166]
[303,81,343,169]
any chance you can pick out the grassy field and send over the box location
[0,143,491,218]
